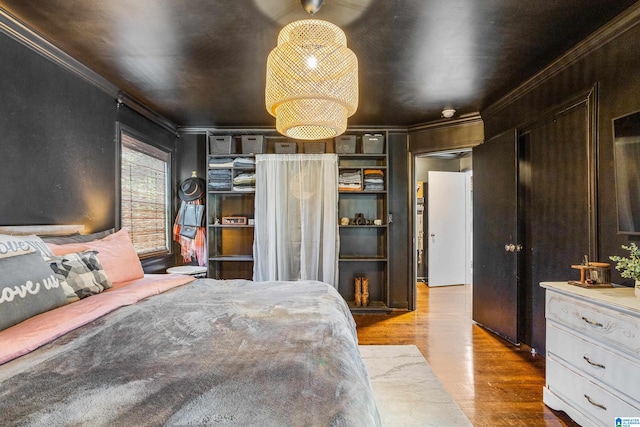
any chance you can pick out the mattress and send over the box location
[0,278,380,426]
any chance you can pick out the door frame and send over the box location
[410,149,475,308]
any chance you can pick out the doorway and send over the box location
[414,150,473,295]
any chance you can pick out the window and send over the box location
[119,128,171,256]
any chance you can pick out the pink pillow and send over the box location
[47,229,144,284]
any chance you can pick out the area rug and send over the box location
[359,345,472,427]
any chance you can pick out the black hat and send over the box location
[178,177,205,201]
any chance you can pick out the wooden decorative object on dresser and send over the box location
[541,282,640,426]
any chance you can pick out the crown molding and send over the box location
[0,8,177,135]
[0,8,118,95]
[178,126,279,135]
[408,113,483,133]
[178,124,410,135]
[116,91,178,135]
[178,119,481,136]
[483,2,640,120]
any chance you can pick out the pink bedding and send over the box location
[0,273,194,365]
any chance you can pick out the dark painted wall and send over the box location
[482,18,640,285]
[478,13,640,352]
[1,32,178,271]
[1,33,116,231]
[177,133,207,187]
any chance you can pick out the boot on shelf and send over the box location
[361,276,369,307]
[354,277,362,306]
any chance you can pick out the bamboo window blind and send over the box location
[120,133,170,256]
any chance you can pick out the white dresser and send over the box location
[541,282,640,426]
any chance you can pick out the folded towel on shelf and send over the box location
[208,170,232,179]
[208,157,235,167]
[232,186,255,192]
[339,169,362,191]
[339,184,363,191]
[339,170,361,181]
[208,169,232,191]
[363,169,385,191]
[232,157,256,167]
[233,172,256,186]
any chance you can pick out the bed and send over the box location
[0,227,380,426]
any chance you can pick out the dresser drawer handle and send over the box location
[583,355,605,369]
[581,316,603,328]
[584,394,607,410]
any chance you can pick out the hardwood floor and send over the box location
[353,282,579,426]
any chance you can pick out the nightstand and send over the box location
[166,266,207,278]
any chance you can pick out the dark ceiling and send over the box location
[1,0,637,129]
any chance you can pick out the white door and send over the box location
[428,171,467,286]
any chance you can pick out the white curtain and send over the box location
[253,154,339,287]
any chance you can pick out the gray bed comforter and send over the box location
[0,279,380,426]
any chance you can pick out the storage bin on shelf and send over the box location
[275,142,298,153]
[241,135,265,154]
[362,134,384,153]
[304,142,326,153]
[209,135,236,154]
[335,135,356,154]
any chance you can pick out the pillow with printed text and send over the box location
[0,252,68,331]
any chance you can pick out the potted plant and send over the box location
[610,243,640,297]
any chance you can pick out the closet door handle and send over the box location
[584,394,607,411]
[583,355,605,369]
[504,243,523,252]
[581,316,604,328]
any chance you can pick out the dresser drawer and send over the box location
[546,358,640,425]
[546,291,640,358]
[547,324,640,406]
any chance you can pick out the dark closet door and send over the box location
[520,98,595,354]
[472,130,519,344]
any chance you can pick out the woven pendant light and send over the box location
[265,19,358,140]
